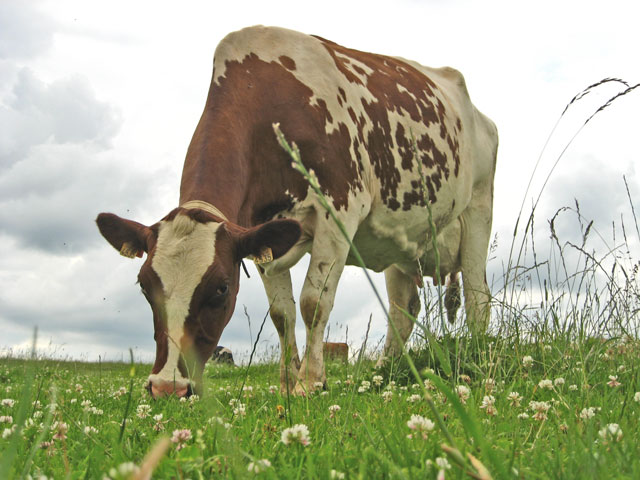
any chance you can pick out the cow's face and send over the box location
[96,208,300,398]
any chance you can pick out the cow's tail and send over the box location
[445,272,462,323]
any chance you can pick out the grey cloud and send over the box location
[0,1,54,60]
[1,68,122,169]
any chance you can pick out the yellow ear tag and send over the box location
[252,247,274,265]
[119,242,140,259]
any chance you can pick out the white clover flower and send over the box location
[108,462,140,479]
[83,426,98,435]
[330,470,346,479]
[607,375,621,388]
[328,404,341,415]
[455,385,470,404]
[480,395,497,416]
[554,377,565,387]
[382,391,394,403]
[1,399,15,408]
[538,379,553,390]
[569,384,578,391]
[0,415,12,423]
[313,382,324,390]
[281,424,311,446]
[233,402,246,417]
[247,458,271,473]
[634,392,640,403]
[529,401,551,421]
[406,414,435,439]
[579,407,596,420]
[435,457,451,470]
[136,404,151,418]
[88,406,103,415]
[507,392,522,407]
[171,429,192,450]
[517,412,529,420]
[372,375,383,386]
[189,394,200,404]
[522,355,534,367]
[598,423,622,443]
[407,394,422,403]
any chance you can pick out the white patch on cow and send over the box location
[149,214,220,385]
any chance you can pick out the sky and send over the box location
[1,0,639,364]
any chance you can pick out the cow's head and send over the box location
[96,207,301,398]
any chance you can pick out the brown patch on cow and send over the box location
[279,55,296,71]
[314,36,461,210]
[181,53,363,216]
[323,342,348,363]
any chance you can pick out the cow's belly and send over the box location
[349,184,467,272]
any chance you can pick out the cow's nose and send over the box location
[149,379,192,399]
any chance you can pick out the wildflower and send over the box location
[406,414,435,439]
[135,404,151,418]
[281,424,311,446]
[233,403,246,417]
[88,406,104,415]
[171,429,192,450]
[522,355,534,367]
[113,386,127,398]
[313,382,324,391]
[538,379,553,390]
[554,378,565,387]
[634,392,640,403]
[40,440,54,449]
[407,394,421,403]
[459,374,471,384]
[153,414,165,432]
[189,394,200,404]
[328,405,341,418]
[247,458,271,474]
[382,391,393,403]
[480,395,497,416]
[108,462,140,479]
[75,384,83,393]
[598,423,622,443]
[52,421,68,441]
[455,385,470,404]
[507,392,522,407]
[0,415,12,423]
[269,385,278,394]
[83,426,98,435]
[529,401,551,421]
[517,412,529,420]
[436,457,452,471]
[243,385,253,393]
[1,399,14,408]
[372,375,383,387]
[617,364,626,373]
[69,398,77,404]
[543,345,552,352]
[569,384,578,391]
[358,380,371,393]
[559,423,569,433]
[2,426,16,439]
[330,470,346,479]
[179,396,187,403]
[607,376,621,388]
[579,407,596,420]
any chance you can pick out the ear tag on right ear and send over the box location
[120,242,140,259]
[253,247,273,265]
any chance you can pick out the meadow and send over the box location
[2,80,640,479]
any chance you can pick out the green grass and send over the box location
[1,339,640,479]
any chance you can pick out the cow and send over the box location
[211,346,235,365]
[323,342,349,363]
[96,26,497,398]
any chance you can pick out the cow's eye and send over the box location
[216,284,229,296]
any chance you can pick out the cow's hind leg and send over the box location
[295,223,355,395]
[377,265,421,367]
[258,269,301,393]
[459,181,493,333]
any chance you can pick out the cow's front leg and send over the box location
[295,229,352,395]
[376,265,421,367]
[258,268,301,393]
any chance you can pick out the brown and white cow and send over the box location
[97,26,497,397]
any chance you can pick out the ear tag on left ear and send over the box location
[253,247,273,265]
[120,242,140,259]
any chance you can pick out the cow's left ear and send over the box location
[96,213,153,259]
[235,219,301,262]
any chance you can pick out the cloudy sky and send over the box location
[1,0,638,364]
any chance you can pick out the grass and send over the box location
[1,341,640,479]
[2,79,640,478]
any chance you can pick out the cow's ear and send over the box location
[96,213,152,259]
[235,219,301,263]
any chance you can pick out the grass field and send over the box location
[1,332,640,479]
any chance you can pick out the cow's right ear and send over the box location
[96,213,152,259]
